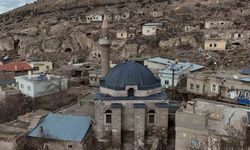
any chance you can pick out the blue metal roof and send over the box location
[28,114,92,142]
[239,78,250,82]
[247,112,250,124]
[134,103,146,108]
[100,61,161,90]
[241,68,250,75]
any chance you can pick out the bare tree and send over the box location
[225,119,248,150]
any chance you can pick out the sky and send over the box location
[0,0,35,14]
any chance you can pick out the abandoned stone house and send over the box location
[205,20,232,29]
[94,61,169,149]
[28,114,93,150]
[184,23,201,32]
[150,11,163,18]
[142,23,163,36]
[204,30,250,50]
[114,12,130,20]
[86,14,103,23]
[175,98,250,150]
[204,39,227,51]
[186,70,250,105]
[116,30,128,39]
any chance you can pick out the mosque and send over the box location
[93,14,169,149]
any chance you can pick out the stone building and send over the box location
[142,23,163,36]
[28,114,93,150]
[186,70,250,105]
[204,39,227,51]
[175,98,250,150]
[94,61,169,149]
[205,20,232,29]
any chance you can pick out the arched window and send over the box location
[148,109,156,124]
[128,88,135,97]
[105,110,112,124]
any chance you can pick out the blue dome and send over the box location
[100,61,161,90]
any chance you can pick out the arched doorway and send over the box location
[128,88,135,97]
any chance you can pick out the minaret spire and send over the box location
[99,9,111,77]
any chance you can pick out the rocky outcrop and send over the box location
[0,36,14,51]
[159,35,198,48]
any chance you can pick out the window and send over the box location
[210,23,213,25]
[214,44,217,47]
[221,22,224,25]
[148,109,156,124]
[190,84,194,90]
[147,30,150,33]
[20,84,24,89]
[46,65,50,70]
[245,92,249,98]
[128,88,135,97]
[211,84,216,92]
[28,86,31,91]
[209,44,213,47]
[165,80,169,85]
[68,145,73,149]
[105,110,112,124]
[121,33,123,37]
[196,85,200,90]
[203,85,206,92]
[33,67,39,71]
[238,34,242,38]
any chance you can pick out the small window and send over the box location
[210,22,214,25]
[203,85,206,92]
[196,85,200,90]
[68,144,73,149]
[128,88,135,97]
[147,30,150,33]
[190,84,194,90]
[33,67,39,71]
[238,34,242,38]
[46,65,50,70]
[211,84,216,92]
[148,109,156,124]
[214,44,217,47]
[28,86,31,91]
[20,84,24,89]
[221,22,224,25]
[165,80,169,85]
[121,33,123,37]
[209,44,213,47]
[105,110,112,124]
[245,92,249,98]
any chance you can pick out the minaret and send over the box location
[99,14,111,77]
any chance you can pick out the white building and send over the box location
[142,23,163,36]
[15,74,68,98]
[86,15,103,23]
[144,57,204,88]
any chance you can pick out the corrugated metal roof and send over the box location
[101,61,161,90]
[241,68,250,75]
[0,62,32,72]
[239,77,250,82]
[28,114,92,142]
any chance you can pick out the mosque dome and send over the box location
[100,61,161,90]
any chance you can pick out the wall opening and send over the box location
[65,48,72,53]
[14,39,20,49]
[128,88,135,97]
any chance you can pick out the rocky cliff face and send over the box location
[0,0,249,69]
